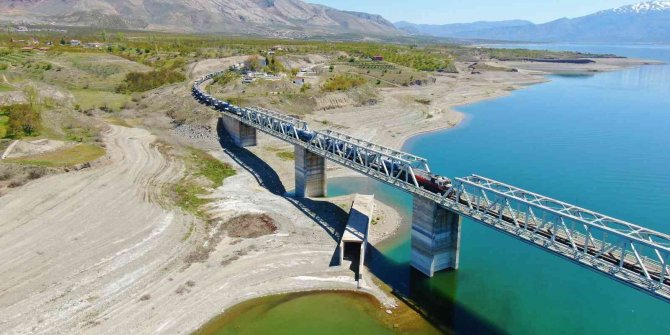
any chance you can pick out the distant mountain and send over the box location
[0,0,402,37]
[397,1,670,43]
[394,20,533,37]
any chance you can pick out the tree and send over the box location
[23,86,39,108]
[60,37,66,45]
[244,55,261,72]
[5,104,41,137]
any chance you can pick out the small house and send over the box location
[69,40,82,47]
[372,55,384,61]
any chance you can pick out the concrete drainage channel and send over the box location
[1,140,19,160]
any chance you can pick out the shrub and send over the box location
[244,55,261,71]
[212,71,240,86]
[116,69,186,93]
[265,57,286,74]
[321,74,366,92]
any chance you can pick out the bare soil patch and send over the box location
[224,213,278,238]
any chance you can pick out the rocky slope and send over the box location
[0,0,401,36]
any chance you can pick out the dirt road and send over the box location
[0,126,192,333]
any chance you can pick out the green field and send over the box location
[0,52,29,65]
[71,90,132,111]
[5,144,105,167]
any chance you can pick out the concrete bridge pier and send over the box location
[411,196,462,277]
[294,145,326,198]
[219,115,257,147]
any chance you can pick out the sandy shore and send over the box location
[0,56,653,334]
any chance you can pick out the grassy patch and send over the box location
[0,115,8,138]
[6,143,105,167]
[167,148,236,218]
[188,149,236,188]
[72,90,131,111]
[276,150,294,161]
[0,83,14,92]
[172,181,211,216]
[182,222,196,242]
[321,74,367,92]
[33,53,152,91]
[116,69,186,93]
[414,98,431,105]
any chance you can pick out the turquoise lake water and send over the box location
[330,44,670,334]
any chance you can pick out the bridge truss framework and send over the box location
[193,72,670,303]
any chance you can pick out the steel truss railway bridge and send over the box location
[193,71,670,303]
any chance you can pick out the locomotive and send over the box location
[192,74,454,196]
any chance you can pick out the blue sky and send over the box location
[308,0,640,24]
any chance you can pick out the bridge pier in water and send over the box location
[294,145,327,198]
[220,115,257,147]
[411,196,462,277]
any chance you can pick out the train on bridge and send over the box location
[192,75,454,196]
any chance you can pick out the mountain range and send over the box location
[394,20,534,38]
[1,0,668,42]
[396,1,670,43]
[0,0,401,37]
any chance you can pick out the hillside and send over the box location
[0,0,401,37]
[398,1,670,43]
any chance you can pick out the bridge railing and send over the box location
[454,174,670,298]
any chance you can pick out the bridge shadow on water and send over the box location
[366,244,510,335]
[216,119,506,335]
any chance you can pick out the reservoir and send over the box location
[206,44,670,334]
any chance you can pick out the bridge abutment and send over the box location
[411,196,461,277]
[294,145,326,198]
[220,115,257,147]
